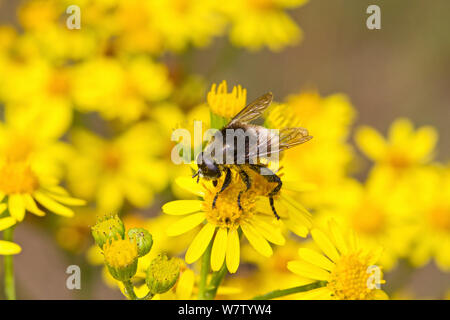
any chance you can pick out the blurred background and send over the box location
[0,0,449,299]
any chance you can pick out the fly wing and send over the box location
[227,92,273,127]
[245,127,312,162]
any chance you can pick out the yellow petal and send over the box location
[287,260,330,281]
[211,228,227,271]
[0,217,16,231]
[33,191,74,217]
[162,200,204,215]
[298,248,335,271]
[175,177,205,197]
[241,222,272,257]
[389,118,413,145]
[185,223,216,264]
[0,203,6,213]
[8,194,26,222]
[176,269,195,300]
[45,192,86,206]
[410,126,437,161]
[166,212,205,236]
[327,219,348,255]
[311,229,340,262]
[0,240,22,255]
[355,126,387,161]
[23,194,45,217]
[251,217,285,245]
[226,228,240,274]
[0,192,5,202]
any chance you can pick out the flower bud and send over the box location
[146,254,181,294]
[103,238,138,281]
[128,228,153,257]
[91,214,125,248]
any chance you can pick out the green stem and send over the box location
[203,261,228,300]
[123,280,138,300]
[252,281,327,300]
[3,226,16,300]
[198,241,213,300]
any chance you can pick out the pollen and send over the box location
[207,80,247,119]
[0,161,39,194]
[103,238,138,269]
[327,252,384,300]
[203,173,255,229]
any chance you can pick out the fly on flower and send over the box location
[193,92,312,220]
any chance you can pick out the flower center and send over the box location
[203,174,255,229]
[351,202,386,235]
[0,161,39,194]
[47,70,71,96]
[102,147,122,171]
[428,207,450,232]
[103,239,138,268]
[386,150,411,169]
[327,252,381,300]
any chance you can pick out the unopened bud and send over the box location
[128,228,153,257]
[146,254,181,294]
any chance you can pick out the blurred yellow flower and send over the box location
[315,173,417,270]
[355,118,438,172]
[67,123,169,212]
[72,56,172,123]
[0,159,85,222]
[222,0,308,51]
[407,166,450,271]
[266,90,356,208]
[288,220,388,300]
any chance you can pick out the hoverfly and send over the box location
[192,92,312,220]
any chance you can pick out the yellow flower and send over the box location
[0,159,85,222]
[355,118,438,171]
[0,104,72,179]
[72,56,172,123]
[0,240,21,255]
[162,168,312,274]
[207,80,247,119]
[148,0,226,52]
[222,0,308,51]
[288,220,388,300]
[407,166,450,271]
[103,237,139,281]
[67,123,169,212]
[265,90,356,209]
[315,174,417,270]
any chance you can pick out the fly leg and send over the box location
[212,167,232,209]
[237,168,251,211]
[248,164,282,220]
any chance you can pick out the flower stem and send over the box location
[3,226,16,300]
[203,261,228,300]
[252,281,327,300]
[123,280,138,300]
[198,241,213,300]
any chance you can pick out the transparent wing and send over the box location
[245,127,312,162]
[227,92,273,127]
